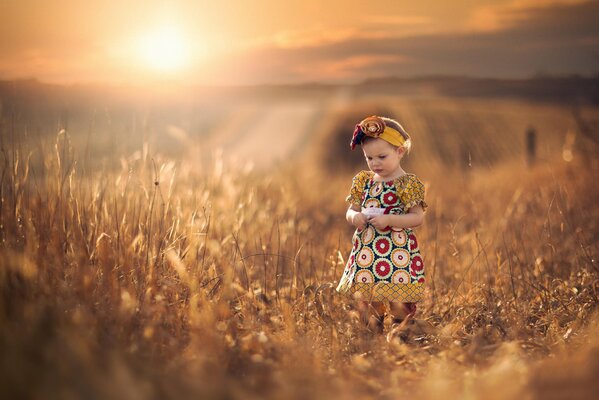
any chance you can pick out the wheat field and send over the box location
[1,90,598,399]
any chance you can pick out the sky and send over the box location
[0,0,597,85]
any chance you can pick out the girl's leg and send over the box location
[388,302,416,325]
[357,301,386,334]
[386,302,417,342]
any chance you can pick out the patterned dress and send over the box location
[336,170,427,302]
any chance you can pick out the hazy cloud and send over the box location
[0,0,597,85]
[212,0,599,84]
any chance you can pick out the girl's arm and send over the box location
[346,205,368,229]
[368,205,424,230]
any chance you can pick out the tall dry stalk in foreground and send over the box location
[0,130,598,399]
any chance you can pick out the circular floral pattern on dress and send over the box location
[355,269,375,283]
[411,254,424,273]
[418,277,425,283]
[373,237,391,256]
[361,226,375,245]
[382,190,398,206]
[356,247,374,268]
[373,259,392,280]
[391,230,407,246]
[409,233,419,252]
[369,182,383,197]
[391,248,410,268]
[392,269,410,284]
[364,198,381,209]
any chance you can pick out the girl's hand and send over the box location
[351,212,368,230]
[368,215,390,230]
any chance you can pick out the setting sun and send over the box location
[136,25,190,72]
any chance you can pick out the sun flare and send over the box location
[137,26,190,72]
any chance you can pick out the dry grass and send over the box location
[1,101,598,400]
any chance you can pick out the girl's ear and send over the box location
[397,146,406,157]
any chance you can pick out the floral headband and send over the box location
[350,116,406,150]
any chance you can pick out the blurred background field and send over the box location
[2,0,599,398]
[1,76,598,399]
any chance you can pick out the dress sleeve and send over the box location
[398,175,428,211]
[345,170,371,208]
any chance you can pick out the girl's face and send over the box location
[362,138,405,179]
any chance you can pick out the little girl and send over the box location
[336,115,427,338]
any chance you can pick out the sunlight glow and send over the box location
[137,26,190,72]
